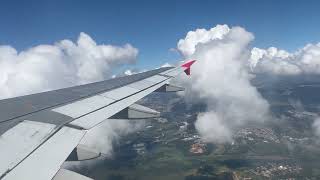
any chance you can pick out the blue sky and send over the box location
[1,0,320,69]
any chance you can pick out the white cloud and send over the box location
[124,69,134,76]
[63,119,145,171]
[250,43,320,75]
[313,117,320,137]
[177,25,270,143]
[79,119,145,155]
[0,33,140,158]
[177,24,230,57]
[178,24,320,143]
[249,47,291,70]
[112,68,147,78]
[0,32,138,99]
[195,112,233,143]
[161,62,173,67]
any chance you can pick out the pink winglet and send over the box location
[181,60,196,75]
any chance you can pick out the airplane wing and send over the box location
[0,60,195,180]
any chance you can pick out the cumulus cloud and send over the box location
[0,32,138,99]
[177,25,270,143]
[63,120,145,172]
[161,62,173,67]
[195,112,233,143]
[177,25,230,57]
[0,32,142,158]
[313,117,320,137]
[178,24,320,143]
[111,68,147,78]
[250,43,320,75]
[80,119,145,155]
[124,69,135,76]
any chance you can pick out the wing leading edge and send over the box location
[0,60,196,180]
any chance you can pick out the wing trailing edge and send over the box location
[53,169,93,180]
[156,84,184,92]
[111,103,160,119]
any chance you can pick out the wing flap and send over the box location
[68,79,168,129]
[144,75,168,83]
[156,84,184,92]
[66,144,101,161]
[51,95,115,118]
[111,103,160,119]
[53,169,93,180]
[0,120,56,177]
[2,127,86,180]
[99,86,139,100]
[127,79,156,90]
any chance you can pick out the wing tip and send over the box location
[181,60,196,75]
